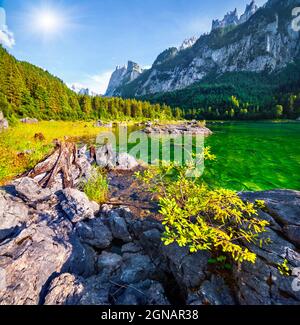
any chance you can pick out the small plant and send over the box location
[278,259,291,277]
[136,148,270,265]
[208,255,233,270]
[82,167,108,204]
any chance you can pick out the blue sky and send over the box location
[1,0,266,94]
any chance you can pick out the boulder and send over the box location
[75,219,113,250]
[0,191,29,242]
[97,252,122,274]
[14,177,53,202]
[120,253,156,284]
[44,273,85,305]
[60,188,99,223]
[0,217,72,305]
[116,153,138,170]
[108,211,132,243]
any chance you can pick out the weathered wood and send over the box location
[26,141,81,189]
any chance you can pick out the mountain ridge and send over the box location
[106,0,300,99]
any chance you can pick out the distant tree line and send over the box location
[0,46,177,122]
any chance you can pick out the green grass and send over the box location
[0,121,106,184]
[82,168,109,204]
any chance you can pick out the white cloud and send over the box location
[68,70,113,95]
[0,7,15,48]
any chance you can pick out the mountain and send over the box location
[105,61,144,96]
[70,85,98,97]
[212,1,258,30]
[107,0,300,100]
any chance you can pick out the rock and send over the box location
[44,273,85,305]
[284,225,300,246]
[188,275,235,305]
[0,112,8,130]
[121,242,143,254]
[0,218,72,305]
[163,243,210,289]
[45,273,110,305]
[20,117,38,124]
[115,280,169,306]
[76,219,113,250]
[108,211,132,243]
[14,177,53,202]
[96,144,116,169]
[97,252,122,274]
[60,188,99,223]
[66,238,97,277]
[142,123,212,136]
[120,253,156,284]
[0,191,29,242]
[96,145,138,171]
[241,190,300,226]
[116,153,138,170]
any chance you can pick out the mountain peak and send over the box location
[212,1,258,30]
[105,60,143,96]
[179,37,198,51]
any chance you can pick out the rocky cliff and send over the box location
[108,0,300,97]
[105,61,143,97]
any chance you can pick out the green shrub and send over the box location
[82,168,108,204]
[136,149,269,264]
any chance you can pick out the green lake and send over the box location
[88,121,300,192]
[203,121,300,191]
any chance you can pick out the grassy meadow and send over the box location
[0,121,105,185]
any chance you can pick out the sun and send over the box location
[35,9,62,34]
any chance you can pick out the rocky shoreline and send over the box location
[143,121,213,136]
[0,146,300,305]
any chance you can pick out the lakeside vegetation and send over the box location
[0,121,104,184]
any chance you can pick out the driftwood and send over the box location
[26,141,82,189]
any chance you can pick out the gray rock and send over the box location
[60,188,99,223]
[188,275,235,305]
[67,238,97,277]
[76,219,113,250]
[0,191,29,242]
[0,112,8,130]
[120,253,156,284]
[96,144,116,169]
[44,273,85,305]
[115,280,169,306]
[241,190,300,226]
[116,153,138,170]
[163,243,209,289]
[14,177,53,202]
[97,252,122,274]
[0,218,72,305]
[284,225,300,246]
[20,117,38,124]
[121,242,143,254]
[108,211,132,243]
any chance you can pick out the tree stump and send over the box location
[26,141,82,189]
